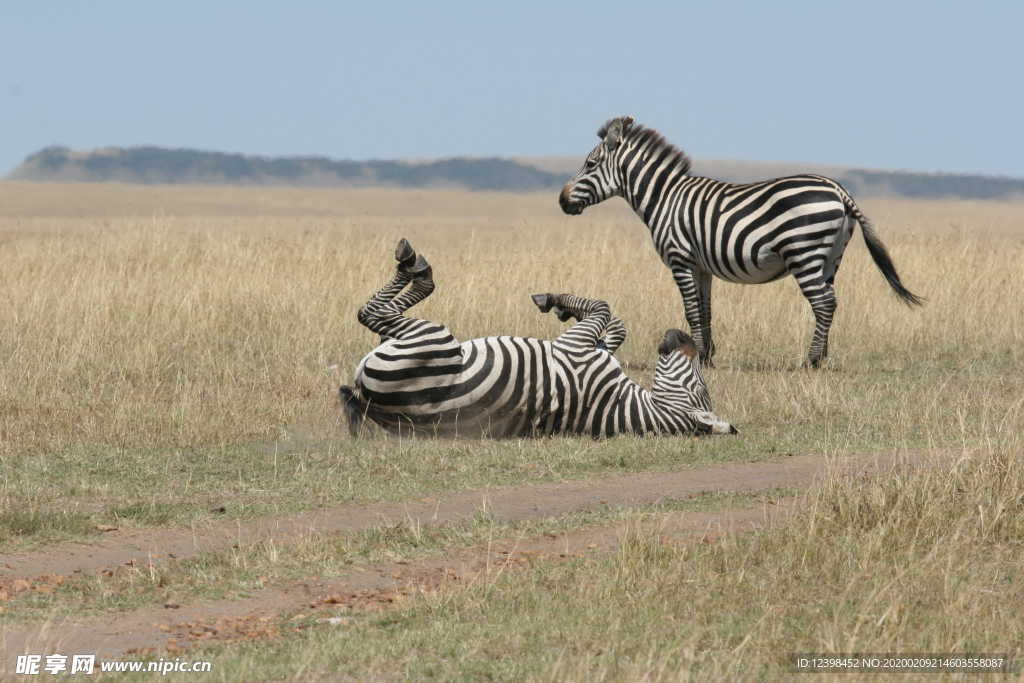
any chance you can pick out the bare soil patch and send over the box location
[0,451,897,582]
[0,450,906,667]
[1,501,790,662]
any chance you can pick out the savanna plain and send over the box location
[1,182,1022,679]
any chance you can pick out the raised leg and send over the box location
[531,293,611,351]
[390,239,435,313]
[532,294,627,354]
[602,316,627,354]
[356,239,439,341]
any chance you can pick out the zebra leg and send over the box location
[532,293,611,350]
[602,316,627,354]
[803,227,851,366]
[391,240,435,314]
[356,239,437,341]
[532,294,626,354]
[671,267,711,366]
[695,269,715,366]
[799,281,837,368]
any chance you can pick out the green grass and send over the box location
[3,190,1023,679]
[2,346,1015,551]
[0,506,98,540]
[135,445,1024,681]
[2,195,1022,551]
[0,489,794,622]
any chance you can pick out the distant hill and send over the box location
[10,145,1024,199]
[519,156,1024,201]
[835,169,1024,201]
[9,146,563,192]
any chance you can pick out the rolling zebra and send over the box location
[559,116,924,367]
[340,239,736,438]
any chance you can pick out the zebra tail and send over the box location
[339,385,367,438]
[844,196,925,307]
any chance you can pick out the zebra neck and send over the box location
[619,154,694,230]
[623,379,679,418]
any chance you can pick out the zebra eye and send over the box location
[585,157,600,169]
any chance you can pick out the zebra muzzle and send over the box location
[559,186,584,215]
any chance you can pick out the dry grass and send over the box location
[192,444,1023,681]
[1,182,1022,678]
[1,183,1020,456]
[2,489,788,623]
[0,183,1022,541]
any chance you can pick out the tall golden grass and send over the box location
[2,182,1022,677]
[1,182,1021,461]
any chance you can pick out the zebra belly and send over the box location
[707,253,788,284]
[354,337,565,438]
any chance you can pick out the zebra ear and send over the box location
[604,120,624,150]
[603,116,634,150]
[658,329,697,357]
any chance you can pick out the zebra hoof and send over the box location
[531,293,554,313]
[552,306,575,322]
[395,238,417,268]
[404,254,432,278]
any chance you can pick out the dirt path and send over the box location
[0,450,904,669]
[0,451,899,582]
[0,502,792,665]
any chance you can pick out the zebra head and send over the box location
[559,115,635,215]
[654,329,737,435]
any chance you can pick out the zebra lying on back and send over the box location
[340,239,736,438]
[559,116,924,368]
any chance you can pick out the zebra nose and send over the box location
[559,184,573,208]
[559,184,583,215]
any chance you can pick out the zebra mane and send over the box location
[598,118,692,176]
[628,124,692,175]
[596,118,619,140]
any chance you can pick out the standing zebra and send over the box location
[340,239,736,438]
[559,116,923,367]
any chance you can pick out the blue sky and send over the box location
[3,1,1022,176]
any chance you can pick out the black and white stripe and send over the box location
[559,116,923,367]
[341,240,735,439]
